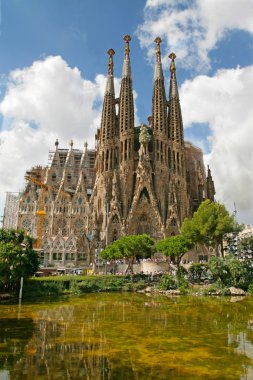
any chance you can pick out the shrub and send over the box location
[159,274,177,290]
[247,283,253,294]
[188,263,209,283]
[208,255,252,290]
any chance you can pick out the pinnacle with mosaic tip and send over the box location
[123,34,131,56]
[154,37,162,62]
[169,52,176,73]
[107,48,115,75]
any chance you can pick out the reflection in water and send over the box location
[1,295,253,379]
[0,318,34,369]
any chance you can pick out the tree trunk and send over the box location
[220,240,224,258]
[215,242,219,257]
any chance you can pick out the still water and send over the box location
[1,293,253,379]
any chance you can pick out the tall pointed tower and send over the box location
[98,48,117,177]
[152,37,170,222]
[90,48,118,241]
[119,35,135,218]
[167,53,189,226]
[206,165,215,201]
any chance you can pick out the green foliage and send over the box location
[202,285,220,295]
[188,263,209,283]
[208,255,251,289]
[179,283,189,294]
[181,200,235,255]
[247,283,253,295]
[208,256,229,284]
[238,237,253,256]
[23,278,64,297]
[23,275,151,297]
[0,229,39,292]
[156,235,193,268]
[101,234,154,273]
[159,274,177,290]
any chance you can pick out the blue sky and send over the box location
[0,0,253,224]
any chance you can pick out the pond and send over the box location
[1,293,253,379]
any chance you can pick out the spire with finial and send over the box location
[119,34,134,133]
[206,165,215,201]
[100,47,116,146]
[69,139,74,149]
[155,36,162,62]
[168,51,184,145]
[122,34,131,78]
[105,48,115,94]
[119,34,135,218]
[154,37,164,79]
[152,36,167,139]
[124,34,131,56]
[107,48,115,76]
[55,138,59,149]
[169,52,176,75]
[169,52,178,97]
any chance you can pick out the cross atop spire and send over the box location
[123,34,131,57]
[154,37,162,62]
[107,48,115,75]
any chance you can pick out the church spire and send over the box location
[122,34,131,78]
[206,165,215,201]
[168,52,184,144]
[99,48,117,172]
[105,48,115,94]
[169,52,179,98]
[152,37,167,137]
[119,34,134,135]
[154,36,163,80]
[119,35,135,218]
[152,37,169,222]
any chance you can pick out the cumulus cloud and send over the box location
[0,56,102,147]
[180,65,253,224]
[0,55,141,222]
[0,55,131,221]
[137,0,253,72]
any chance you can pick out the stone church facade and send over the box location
[17,36,215,267]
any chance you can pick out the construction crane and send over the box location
[25,175,71,250]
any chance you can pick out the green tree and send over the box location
[207,256,230,286]
[101,234,154,274]
[100,242,123,274]
[0,229,39,292]
[181,200,235,256]
[208,255,251,289]
[156,235,193,271]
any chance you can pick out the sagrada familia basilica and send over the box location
[15,36,215,266]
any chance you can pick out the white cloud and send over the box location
[0,55,140,223]
[137,0,253,71]
[0,56,102,146]
[0,56,125,222]
[180,65,253,224]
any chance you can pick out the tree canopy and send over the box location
[155,235,193,269]
[181,200,235,256]
[0,229,39,292]
[100,234,154,273]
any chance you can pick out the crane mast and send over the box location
[25,175,71,250]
